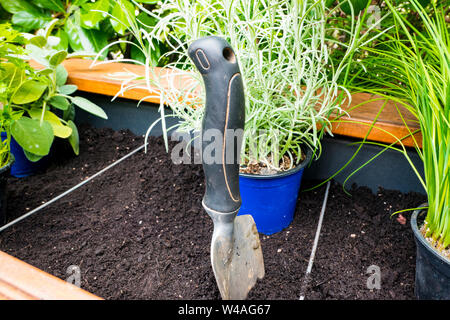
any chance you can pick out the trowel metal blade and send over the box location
[210,214,264,300]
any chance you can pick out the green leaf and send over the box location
[25,44,49,67]
[36,68,54,76]
[110,0,135,35]
[49,50,67,66]
[10,110,24,121]
[80,0,109,29]
[71,96,107,119]
[23,150,44,162]
[56,65,68,86]
[0,0,39,14]
[131,37,160,66]
[65,12,108,53]
[11,11,52,32]
[48,95,70,110]
[67,120,79,155]
[28,108,72,138]
[34,0,65,13]
[58,84,78,95]
[0,63,25,88]
[416,0,431,7]
[84,28,108,54]
[64,14,83,52]
[340,0,370,15]
[135,0,159,3]
[52,29,69,51]
[12,80,47,105]
[29,36,47,48]
[72,0,90,6]
[11,118,54,156]
[44,18,60,38]
[63,104,75,122]
[136,11,157,29]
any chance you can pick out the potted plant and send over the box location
[1,21,108,177]
[99,0,385,234]
[350,0,449,298]
[0,23,23,224]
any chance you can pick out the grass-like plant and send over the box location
[346,0,449,254]
[96,0,388,172]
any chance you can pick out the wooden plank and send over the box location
[0,251,102,300]
[29,59,421,147]
[0,279,38,300]
[334,92,422,148]
[29,59,199,105]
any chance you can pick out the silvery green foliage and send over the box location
[97,0,386,171]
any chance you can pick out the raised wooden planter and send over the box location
[2,58,421,300]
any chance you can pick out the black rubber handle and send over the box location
[188,36,245,213]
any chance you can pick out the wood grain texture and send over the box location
[0,251,102,300]
[29,59,421,147]
[332,92,421,148]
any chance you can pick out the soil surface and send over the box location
[0,125,426,300]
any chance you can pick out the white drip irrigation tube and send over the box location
[0,143,147,233]
[299,181,331,300]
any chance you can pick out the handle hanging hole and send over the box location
[195,49,210,70]
[223,47,236,63]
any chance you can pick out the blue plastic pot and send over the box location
[1,132,49,178]
[238,148,312,235]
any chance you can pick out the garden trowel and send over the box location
[188,36,264,300]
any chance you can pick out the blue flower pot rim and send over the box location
[0,154,14,175]
[411,203,450,266]
[239,146,313,180]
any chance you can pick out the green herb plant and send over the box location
[0,22,108,163]
[332,0,449,256]
[0,0,165,63]
[0,23,27,168]
[97,0,388,173]
[374,0,449,255]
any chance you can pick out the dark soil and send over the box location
[0,125,426,300]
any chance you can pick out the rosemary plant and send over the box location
[96,0,386,172]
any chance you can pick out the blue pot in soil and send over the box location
[238,148,312,235]
[1,132,49,178]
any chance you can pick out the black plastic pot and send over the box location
[411,206,450,300]
[0,156,14,226]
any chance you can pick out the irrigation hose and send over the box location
[299,180,331,300]
[0,143,147,234]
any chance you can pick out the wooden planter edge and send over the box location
[0,251,102,300]
[30,59,422,148]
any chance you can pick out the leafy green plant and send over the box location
[0,22,108,163]
[0,23,27,167]
[98,0,387,172]
[325,0,442,88]
[0,0,165,62]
